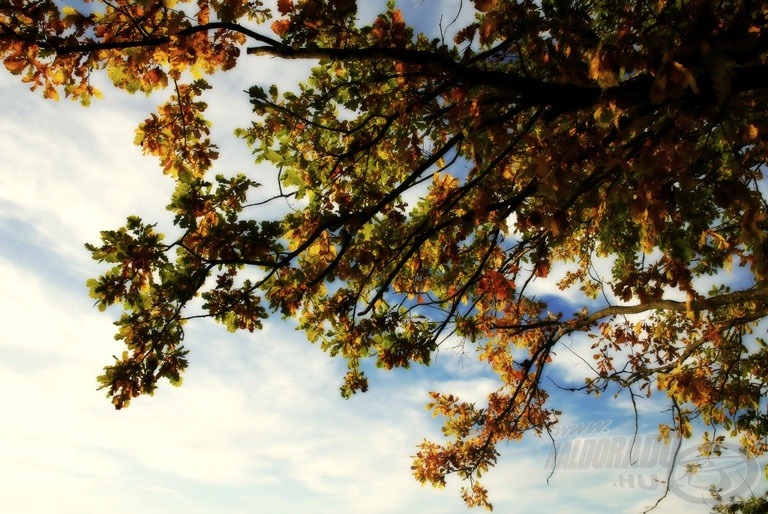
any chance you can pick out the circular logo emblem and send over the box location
[671,442,759,503]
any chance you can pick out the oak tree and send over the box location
[3,0,768,509]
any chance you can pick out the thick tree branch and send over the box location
[247,43,602,107]
[581,286,768,326]
[12,18,767,110]
[45,21,288,53]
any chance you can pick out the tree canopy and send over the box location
[2,0,768,509]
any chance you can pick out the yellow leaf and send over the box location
[671,61,699,93]
[190,64,204,80]
[52,69,65,85]
[589,53,618,88]
[43,86,60,101]
[680,418,693,438]
[747,124,759,141]
[593,105,613,128]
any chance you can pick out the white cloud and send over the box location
[0,76,172,271]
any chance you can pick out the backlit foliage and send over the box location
[3,0,768,509]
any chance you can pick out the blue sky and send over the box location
[0,1,763,513]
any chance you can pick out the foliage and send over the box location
[3,0,768,509]
[711,491,768,514]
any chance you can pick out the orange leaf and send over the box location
[3,57,27,75]
[277,0,294,15]
[392,8,404,26]
[271,19,291,36]
[472,0,496,12]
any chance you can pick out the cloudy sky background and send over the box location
[0,1,763,512]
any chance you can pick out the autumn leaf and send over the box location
[271,19,291,36]
[277,0,294,15]
[472,0,496,13]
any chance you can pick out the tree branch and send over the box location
[580,286,768,327]
[46,21,288,54]
[13,17,767,110]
